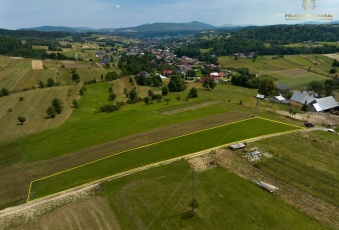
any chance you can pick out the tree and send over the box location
[79,86,86,95]
[258,78,276,97]
[308,81,325,97]
[128,88,139,103]
[148,90,154,98]
[109,92,117,101]
[52,98,63,114]
[72,72,80,83]
[162,86,169,96]
[188,87,198,98]
[0,88,10,97]
[144,96,151,105]
[324,79,334,97]
[47,78,55,87]
[202,77,217,90]
[38,80,45,88]
[168,75,187,92]
[18,116,26,125]
[73,99,80,108]
[289,107,297,117]
[330,67,337,74]
[46,106,57,118]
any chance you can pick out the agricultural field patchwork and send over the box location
[28,117,301,200]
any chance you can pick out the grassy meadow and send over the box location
[248,130,339,207]
[29,117,300,200]
[100,160,329,230]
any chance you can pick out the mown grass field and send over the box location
[29,117,300,200]
[0,86,79,142]
[101,160,329,230]
[248,130,339,207]
[275,74,329,89]
[11,82,260,162]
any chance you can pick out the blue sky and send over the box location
[0,0,337,29]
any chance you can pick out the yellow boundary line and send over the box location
[27,117,303,202]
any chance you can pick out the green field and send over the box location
[275,74,329,89]
[248,130,339,207]
[29,117,300,200]
[12,82,261,162]
[101,160,329,230]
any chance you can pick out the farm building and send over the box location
[277,83,293,93]
[308,96,339,112]
[290,91,316,108]
[256,94,265,100]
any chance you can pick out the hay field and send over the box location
[0,69,30,90]
[0,86,79,141]
[61,61,93,69]
[323,53,339,60]
[13,69,58,91]
[31,60,43,70]
[271,68,310,78]
[275,74,329,89]
[12,197,121,230]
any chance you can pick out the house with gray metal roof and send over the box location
[308,96,339,112]
[290,91,316,108]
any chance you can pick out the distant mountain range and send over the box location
[17,20,339,35]
[18,21,247,34]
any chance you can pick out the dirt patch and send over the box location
[0,186,96,229]
[162,101,221,115]
[31,60,43,70]
[188,152,217,172]
[272,68,310,78]
[323,53,339,60]
[276,111,339,127]
[215,148,339,229]
[9,196,120,230]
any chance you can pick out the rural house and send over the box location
[290,91,316,108]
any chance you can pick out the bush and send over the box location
[188,87,198,98]
[98,104,121,113]
[47,78,55,87]
[0,88,10,97]
[46,106,57,118]
[18,116,26,125]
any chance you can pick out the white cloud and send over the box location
[115,5,120,9]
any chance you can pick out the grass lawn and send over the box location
[101,161,329,229]
[29,117,300,200]
[249,130,339,207]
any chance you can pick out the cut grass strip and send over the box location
[29,117,301,200]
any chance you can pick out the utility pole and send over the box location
[191,168,195,214]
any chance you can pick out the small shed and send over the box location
[256,94,265,100]
[230,143,246,150]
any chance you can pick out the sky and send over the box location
[0,0,338,29]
